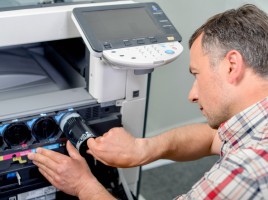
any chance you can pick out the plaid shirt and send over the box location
[176,97,268,199]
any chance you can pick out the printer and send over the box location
[0,0,183,199]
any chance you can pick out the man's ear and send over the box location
[225,50,245,85]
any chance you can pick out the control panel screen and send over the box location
[72,2,182,55]
[83,7,163,42]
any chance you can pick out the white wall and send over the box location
[136,0,268,137]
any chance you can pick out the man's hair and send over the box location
[189,4,268,76]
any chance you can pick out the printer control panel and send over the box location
[72,2,183,68]
[103,41,183,68]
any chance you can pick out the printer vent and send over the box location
[77,105,121,121]
[92,106,100,118]
[78,106,100,121]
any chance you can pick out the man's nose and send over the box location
[188,81,198,103]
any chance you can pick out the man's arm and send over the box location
[147,123,221,162]
[87,123,222,168]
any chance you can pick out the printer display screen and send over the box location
[83,7,164,42]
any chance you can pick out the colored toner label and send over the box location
[0,143,60,162]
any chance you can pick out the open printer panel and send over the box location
[0,43,95,121]
[0,39,127,199]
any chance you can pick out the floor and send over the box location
[139,156,219,200]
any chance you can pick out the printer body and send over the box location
[0,1,183,199]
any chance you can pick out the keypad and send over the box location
[103,41,183,69]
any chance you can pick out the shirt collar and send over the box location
[218,97,268,153]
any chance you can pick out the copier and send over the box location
[0,0,183,199]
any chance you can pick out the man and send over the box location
[28,4,268,199]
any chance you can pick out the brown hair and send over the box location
[189,4,268,76]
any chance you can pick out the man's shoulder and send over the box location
[221,147,268,179]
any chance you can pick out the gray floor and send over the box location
[139,156,219,200]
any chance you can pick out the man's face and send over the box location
[188,35,231,129]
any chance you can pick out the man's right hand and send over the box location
[87,127,147,168]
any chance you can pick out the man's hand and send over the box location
[27,141,114,200]
[87,127,146,168]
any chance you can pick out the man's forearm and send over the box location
[138,123,218,164]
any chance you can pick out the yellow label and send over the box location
[13,157,27,164]
[167,36,175,41]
